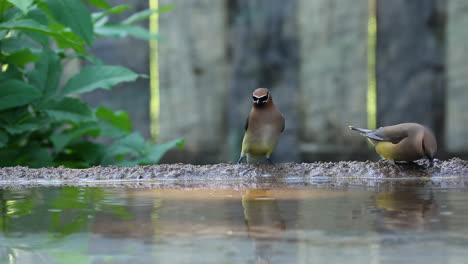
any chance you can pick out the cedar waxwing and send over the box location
[376,190,437,231]
[242,189,285,262]
[349,123,437,166]
[238,88,285,164]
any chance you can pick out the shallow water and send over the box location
[1,183,468,264]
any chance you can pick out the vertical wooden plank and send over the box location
[376,0,445,138]
[158,0,229,163]
[298,0,369,161]
[83,0,151,138]
[446,0,468,152]
[227,0,300,162]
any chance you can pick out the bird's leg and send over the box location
[406,161,426,170]
[237,154,245,164]
[395,160,426,171]
[428,158,434,168]
[266,157,273,164]
[387,159,403,171]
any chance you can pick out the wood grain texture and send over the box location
[298,0,369,160]
[446,0,468,152]
[376,0,445,138]
[227,0,300,162]
[158,0,229,163]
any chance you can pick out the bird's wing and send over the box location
[244,116,249,131]
[350,126,407,144]
[370,127,407,144]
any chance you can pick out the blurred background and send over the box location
[85,0,467,164]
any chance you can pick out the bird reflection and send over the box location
[375,187,438,231]
[242,189,285,264]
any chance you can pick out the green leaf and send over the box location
[0,18,52,33]
[28,49,62,97]
[6,0,34,14]
[95,24,157,40]
[121,9,154,25]
[3,5,20,22]
[23,31,49,46]
[1,38,37,53]
[23,8,50,46]
[96,106,131,138]
[0,80,41,110]
[24,146,54,168]
[92,5,132,23]
[121,6,176,25]
[107,132,145,157]
[67,141,105,166]
[27,6,48,24]
[44,0,94,44]
[98,122,129,139]
[2,117,49,134]
[96,106,131,132]
[0,149,21,167]
[51,123,100,152]
[3,49,39,66]
[0,107,50,135]
[61,66,140,95]
[3,68,22,80]
[53,31,87,54]
[110,137,184,166]
[0,66,23,82]
[145,138,185,164]
[155,5,176,14]
[85,0,111,9]
[42,97,95,124]
[0,18,86,53]
[0,131,9,148]
[0,107,30,125]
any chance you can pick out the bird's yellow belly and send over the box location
[242,133,277,156]
[375,142,420,161]
[242,141,275,156]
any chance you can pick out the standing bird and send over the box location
[238,88,285,164]
[349,123,437,167]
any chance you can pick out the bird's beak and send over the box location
[254,99,260,104]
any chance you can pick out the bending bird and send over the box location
[238,88,285,164]
[349,123,437,167]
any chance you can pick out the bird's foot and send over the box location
[428,158,435,168]
[387,160,402,171]
[393,161,427,171]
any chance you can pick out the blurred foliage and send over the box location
[0,0,181,168]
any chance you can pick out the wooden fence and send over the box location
[89,0,468,164]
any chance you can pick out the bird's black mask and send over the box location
[252,94,269,105]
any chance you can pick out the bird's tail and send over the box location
[348,126,372,134]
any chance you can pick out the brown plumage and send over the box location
[349,123,437,166]
[238,88,285,163]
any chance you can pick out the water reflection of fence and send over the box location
[88,0,468,164]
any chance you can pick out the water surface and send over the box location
[1,183,468,263]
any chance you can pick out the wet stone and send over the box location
[0,158,466,188]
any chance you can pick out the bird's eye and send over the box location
[252,96,257,101]
[259,95,269,102]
